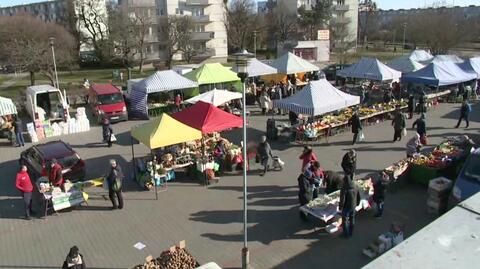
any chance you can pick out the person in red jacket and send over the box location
[299,146,317,172]
[15,165,34,220]
[49,159,64,188]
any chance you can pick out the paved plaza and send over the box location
[0,102,478,269]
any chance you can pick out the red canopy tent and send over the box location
[171,101,243,133]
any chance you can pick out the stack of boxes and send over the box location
[363,223,405,258]
[427,177,453,215]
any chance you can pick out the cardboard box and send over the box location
[428,177,452,195]
[378,234,393,250]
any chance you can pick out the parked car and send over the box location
[19,140,86,182]
[451,148,480,204]
[322,64,351,82]
[88,84,128,123]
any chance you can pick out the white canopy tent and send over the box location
[231,58,278,77]
[337,58,402,81]
[273,79,360,116]
[421,55,464,65]
[268,52,320,74]
[409,50,434,62]
[0,96,17,116]
[133,70,198,93]
[184,89,242,107]
[388,55,425,73]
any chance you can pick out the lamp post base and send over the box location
[242,247,250,269]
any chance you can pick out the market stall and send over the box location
[36,176,103,217]
[402,61,477,87]
[299,178,374,234]
[129,70,198,119]
[130,114,202,191]
[337,58,402,82]
[172,101,244,184]
[231,58,278,77]
[0,96,18,143]
[184,63,242,95]
[185,88,242,107]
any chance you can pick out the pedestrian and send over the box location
[48,159,64,189]
[101,117,113,147]
[174,94,182,112]
[412,113,427,138]
[257,135,273,176]
[13,116,25,147]
[418,90,427,113]
[392,109,406,141]
[259,91,270,115]
[15,165,34,220]
[407,94,415,119]
[455,100,471,128]
[299,146,317,172]
[107,159,124,210]
[339,174,357,238]
[341,149,357,179]
[406,133,422,158]
[302,161,324,201]
[323,170,344,194]
[289,110,298,126]
[348,111,362,145]
[62,246,86,269]
[372,172,388,218]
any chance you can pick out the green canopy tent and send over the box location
[184,63,242,97]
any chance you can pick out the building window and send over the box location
[194,25,205,32]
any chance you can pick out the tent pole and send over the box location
[152,150,158,200]
[202,136,208,187]
[131,137,137,183]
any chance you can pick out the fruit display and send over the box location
[296,100,408,135]
[410,139,466,169]
[356,178,374,195]
[133,247,198,269]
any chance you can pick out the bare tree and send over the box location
[224,0,258,51]
[158,16,194,69]
[297,0,332,40]
[358,0,377,45]
[0,15,76,86]
[76,0,110,61]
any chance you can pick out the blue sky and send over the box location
[0,0,478,9]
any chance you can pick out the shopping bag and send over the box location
[420,134,428,145]
[110,133,117,142]
[402,128,407,137]
[359,131,365,141]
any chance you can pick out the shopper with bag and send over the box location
[101,117,114,147]
[412,113,427,144]
[455,100,471,128]
[257,136,273,176]
[348,111,363,145]
[392,109,406,142]
[106,159,124,210]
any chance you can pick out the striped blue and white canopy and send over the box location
[133,70,198,94]
[0,96,17,116]
[273,79,359,116]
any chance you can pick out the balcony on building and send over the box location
[331,17,351,25]
[191,14,210,23]
[191,31,215,41]
[334,4,349,12]
[186,0,212,6]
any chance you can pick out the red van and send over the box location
[88,84,128,123]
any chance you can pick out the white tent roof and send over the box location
[273,79,360,116]
[26,85,58,95]
[388,55,425,73]
[231,58,278,77]
[337,58,402,81]
[0,96,17,116]
[133,70,198,93]
[421,55,464,65]
[409,50,434,62]
[185,89,242,107]
[269,52,319,74]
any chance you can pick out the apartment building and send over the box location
[259,0,358,50]
[0,0,108,52]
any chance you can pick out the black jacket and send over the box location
[460,103,470,116]
[349,114,362,134]
[62,254,86,269]
[13,119,23,133]
[373,180,387,203]
[339,176,357,212]
[107,165,123,190]
[324,170,343,194]
[257,141,272,159]
[102,121,113,138]
[341,153,356,175]
[408,96,415,110]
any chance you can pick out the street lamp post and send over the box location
[49,37,60,90]
[232,49,254,269]
[402,23,407,56]
[253,31,257,58]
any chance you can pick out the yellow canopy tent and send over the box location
[131,113,201,149]
[130,113,202,198]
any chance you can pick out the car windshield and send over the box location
[97,93,123,105]
[58,154,80,168]
[462,154,480,182]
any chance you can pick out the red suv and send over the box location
[19,140,86,182]
[88,84,128,123]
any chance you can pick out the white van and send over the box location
[25,85,69,121]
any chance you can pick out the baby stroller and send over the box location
[271,156,285,171]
